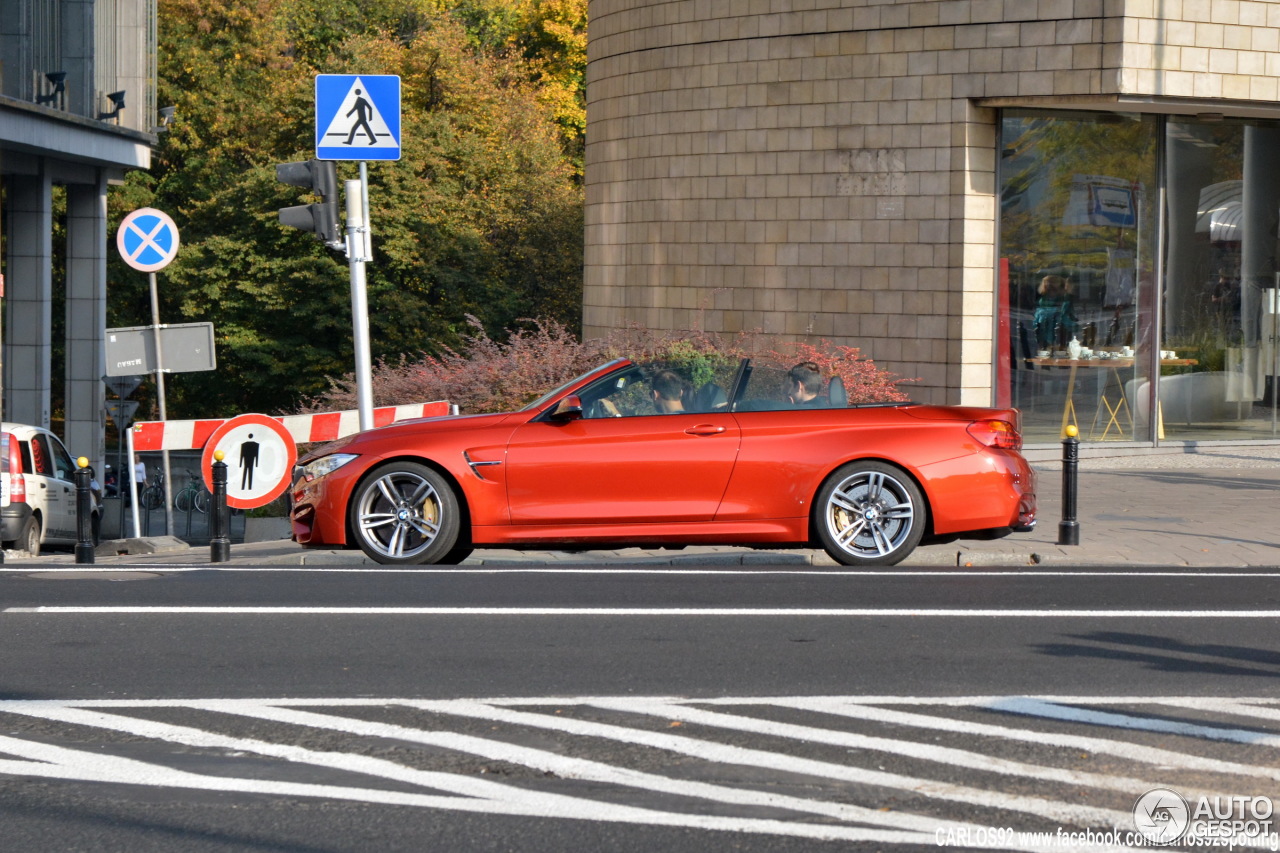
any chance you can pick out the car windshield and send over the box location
[528,355,905,415]
[519,359,631,412]
[570,357,744,418]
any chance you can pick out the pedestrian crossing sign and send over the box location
[315,74,401,161]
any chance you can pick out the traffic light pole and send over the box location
[277,157,374,431]
[346,164,375,432]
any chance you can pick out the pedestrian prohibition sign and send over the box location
[201,414,297,510]
[116,208,180,272]
[315,74,401,161]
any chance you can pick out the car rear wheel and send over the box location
[815,461,924,567]
[18,516,41,558]
[348,462,462,565]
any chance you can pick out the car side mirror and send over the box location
[550,395,584,421]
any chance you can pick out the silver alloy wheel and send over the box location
[822,467,918,562]
[355,468,445,561]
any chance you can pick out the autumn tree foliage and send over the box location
[108,0,587,418]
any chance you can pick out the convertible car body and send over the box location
[291,357,1036,566]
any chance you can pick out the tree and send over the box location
[108,0,586,419]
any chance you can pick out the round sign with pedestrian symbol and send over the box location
[201,414,297,509]
[117,207,180,272]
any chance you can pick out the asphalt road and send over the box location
[2,565,1279,851]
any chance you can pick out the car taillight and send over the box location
[968,419,1022,450]
[7,438,25,502]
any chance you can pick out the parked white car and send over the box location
[1,422,100,556]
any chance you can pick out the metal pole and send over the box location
[74,457,95,563]
[360,161,372,262]
[346,175,374,432]
[148,271,174,534]
[1058,424,1080,546]
[0,276,4,565]
[127,425,141,537]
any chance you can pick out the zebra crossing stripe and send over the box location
[0,703,924,844]
[590,700,1142,819]
[1162,698,1280,725]
[767,698,1280,782]
[985,698,1280,747]
[408,699,1128,830]
[185,700,1004,842]
[0,696,1273,850]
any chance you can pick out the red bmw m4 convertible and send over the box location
[290,357,1036,566]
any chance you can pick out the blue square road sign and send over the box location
[316,74,401,161]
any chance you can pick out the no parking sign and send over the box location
[117,208,180,272]
[201,414,297,509]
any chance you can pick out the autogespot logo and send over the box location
[1134,788,1191,844]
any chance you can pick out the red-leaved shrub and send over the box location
[765,340,914,404]
[301,317,914,414]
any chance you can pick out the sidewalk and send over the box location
[15,446,1280,570]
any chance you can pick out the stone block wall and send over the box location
[584,0,1280,404]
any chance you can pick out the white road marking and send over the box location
[6,606,1280,617]
[768,698,1280,782]
[5,567,1278,577]
[407,700,1129,830]
[0,703,921,845]
[0,695,1270,851]
[188,700,1005,843]
[1163,698,1280,724]
[590,700,1146,812]
[985,698,1280,747]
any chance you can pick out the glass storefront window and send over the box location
[1163,119,1280,441]
[999,110,1280,445]
[999,111,1157,444]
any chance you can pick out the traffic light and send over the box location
[276,159,341,247]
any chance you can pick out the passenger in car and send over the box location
[784,361,829,407]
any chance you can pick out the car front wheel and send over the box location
[815,462,924,567]
[348,462,462,565]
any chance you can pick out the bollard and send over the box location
[74,457,96,564]
[1058,424,1080,546]
[210,451,231,563]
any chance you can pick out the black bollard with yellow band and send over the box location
[75,457,95,564]
[210,450,231,562]
[1058,425,1080,546]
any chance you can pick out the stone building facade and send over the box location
[584,0,1280,446]
[1,0,154,467]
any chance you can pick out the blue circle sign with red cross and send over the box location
[117,208,180,272]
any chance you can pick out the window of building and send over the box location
[999,110,1280,445]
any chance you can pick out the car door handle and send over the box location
[684,424,727,436]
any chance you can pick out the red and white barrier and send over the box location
[129,401,455,452]
[122,401,455,537]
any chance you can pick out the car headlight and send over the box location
[300,453,358,482]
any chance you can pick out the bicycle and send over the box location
[139,469,165,511]
[173,469,211,514]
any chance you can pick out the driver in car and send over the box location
[649,369,691,414]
